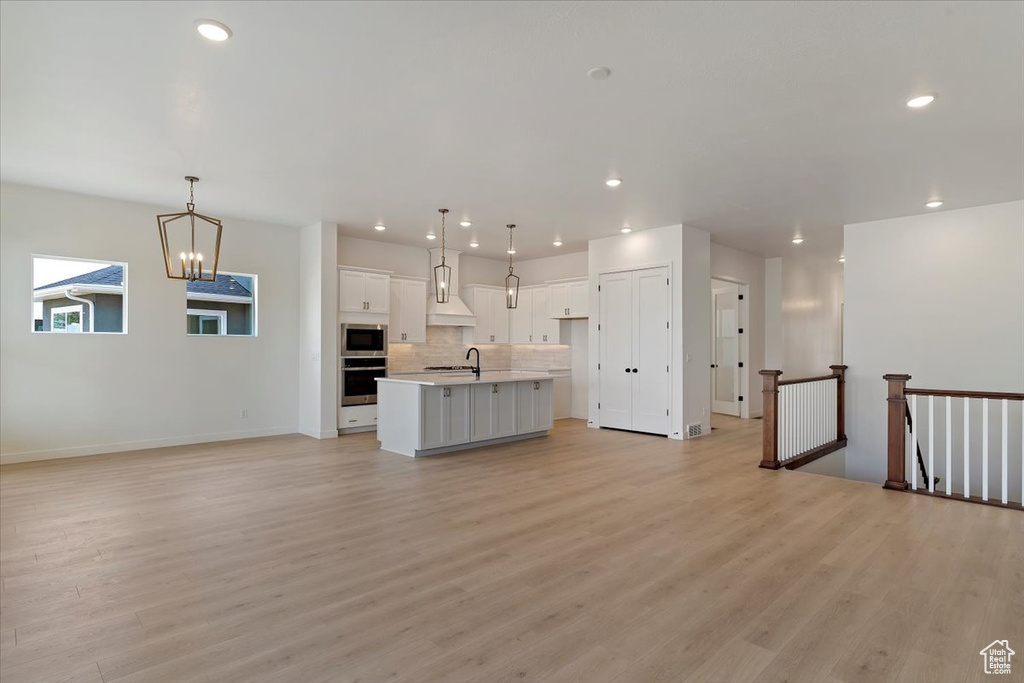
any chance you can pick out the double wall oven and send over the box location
[339,324,388,406]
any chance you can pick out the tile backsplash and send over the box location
[389,326,571,373]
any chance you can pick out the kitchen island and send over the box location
[376,372,554,457]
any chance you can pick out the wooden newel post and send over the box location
[830,365,848,441]
[882,374,911,490]
[759,370,783,469]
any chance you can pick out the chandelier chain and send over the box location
[508,224,515,273]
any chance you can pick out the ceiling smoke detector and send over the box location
[588,67,612,80]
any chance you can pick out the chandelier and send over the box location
[434,208,451,303]
[506,223,519,309]
[156,176,223,282]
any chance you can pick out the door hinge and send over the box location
[598,323,601,330]
[598,363,601,369]
[598,402,601,409]
[666,321,669,329]
[738,361,744,368]
[738,294,744,300]
[738,328,744,334]
[666,409,669,415]
[666,365,669,372]
[739,395,744,402]
[598,285,601,292]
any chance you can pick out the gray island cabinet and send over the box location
[376,372,553,457]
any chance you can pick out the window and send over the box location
[32,256,127,334]
[51,305,83,333]
[185,272,256,336]
[187,309,227,335]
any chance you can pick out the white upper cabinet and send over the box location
[461,286,510,344]
[390,277,427,343]
[509,288,534,344]
[548,278,588,319]
[509,286,557,344]
[339,267,391,314]
[364,273,390,313]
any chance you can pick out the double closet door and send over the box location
[598,266,671,435]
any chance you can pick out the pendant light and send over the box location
[505,223,520,309]
[156,176,223,282]
[434,208,452,303]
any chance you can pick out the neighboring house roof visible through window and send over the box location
[34,266,252,300]
[34,265,124,290]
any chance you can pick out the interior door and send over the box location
[598,271,634,430]
[631,267,670,435]
[711,283,741,416]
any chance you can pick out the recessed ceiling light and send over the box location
[469,241,479,248]
[374,223,386,232]
[925,199,943,208]
[906,94,936,108]
[605,178,622,188]
[459,220,472,228]
[620,227,632,234]
[838,256,846,263]
[195,19,232,42]
[553,240,563,247]
[792,237,804,244]
[426,234,436,240]
[588,67,612,80]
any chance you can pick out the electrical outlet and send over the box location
[240,409,248,419]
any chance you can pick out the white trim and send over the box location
[338,265,394,275]
[34,284,124,301]
[544,276,588,285]
[0,427,298,465]
[187,308,227,335]
[185,292,253,304]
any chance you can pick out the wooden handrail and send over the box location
[759,365,847,470]
[904,388,1024,401]
[778,374,839,386]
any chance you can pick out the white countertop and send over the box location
[377,371,554,386]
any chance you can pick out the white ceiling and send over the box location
[2,1,1022,260]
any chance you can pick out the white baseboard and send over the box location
[299,428,340,440]
[0,427,297,465]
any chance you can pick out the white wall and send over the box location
[514,251,588,285]
[711,243,766,417]
[588,224,711,440]
[844,200,1024,489]
[298,222,338,439]
[0,183,300,463]
[337,233,584,287]
[763,254,844,379]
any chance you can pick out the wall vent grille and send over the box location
[687,423,702,438]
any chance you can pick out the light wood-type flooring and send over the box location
[1,417,1021,683]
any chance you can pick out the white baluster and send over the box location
[963,398,970,499]
[780,386,787,460]
[910,394,917,491]
[982,397,989,502]
[945,396,952,496]
[1001,399,1008,505]
[928,396,935,493]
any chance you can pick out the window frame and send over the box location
[187,308,228,336]
[50,304,84,333]
[184,270,258,338]
[31,254,129,335]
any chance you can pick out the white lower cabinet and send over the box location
[517,380,553,434]
[420,385,471,449]
[471,382,518,441]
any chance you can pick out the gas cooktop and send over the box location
[423,365,477,371]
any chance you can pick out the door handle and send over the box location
[632,368,638,373]
[625,368,631,373]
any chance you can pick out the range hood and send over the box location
[425,248,477,327]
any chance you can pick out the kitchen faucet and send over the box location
[466,347,481,378]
